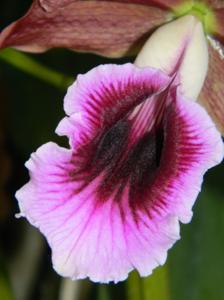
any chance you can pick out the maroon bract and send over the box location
[0,0,167,57]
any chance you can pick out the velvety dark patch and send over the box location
[70,117,164,206]
[86,81,157,132]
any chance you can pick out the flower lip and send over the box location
[16,62,224,283]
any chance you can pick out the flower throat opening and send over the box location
[70,117,165,206]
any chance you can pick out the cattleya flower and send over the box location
[0,0,224,134]
[15,15,223,283]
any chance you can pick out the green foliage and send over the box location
[0,49,73,90]
[169,187,224,300]
[0,261,14,300]
[126,266,170,300]
[98,285,111,300]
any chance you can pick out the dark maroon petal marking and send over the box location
[62,64,171,150]
[57,65,175,215]
[68,93,168,209]
[86,81,159,129]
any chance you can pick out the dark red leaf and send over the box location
[199,42,224,135]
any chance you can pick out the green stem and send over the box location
[126,266,170,300]
[126,271,143,300]
[141,266,170,300]
[0,273,14,300]
[0,49,74,90]
[97,285,110,300]
[0,255,15,300]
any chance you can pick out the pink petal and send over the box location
[16,64,223,283]
[198,41,224,135]
[56,63,170,148]
[0,0,168,57]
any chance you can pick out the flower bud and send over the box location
[135,15,208,99]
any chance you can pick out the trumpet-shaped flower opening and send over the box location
[16,63,223,283]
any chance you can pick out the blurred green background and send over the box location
[0,1,224,300]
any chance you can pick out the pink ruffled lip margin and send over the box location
[15,63,224,283]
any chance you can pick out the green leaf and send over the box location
[0,263,14,300]
[126,265,170,300]
[142,265,170,300]
[0,49,73,90]
[97,285,110,300]
[126,271,142,300]
[168,186,224,300]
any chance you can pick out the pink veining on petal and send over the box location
[56,63,170,147]
[16,64,223,283]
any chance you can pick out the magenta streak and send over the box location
[129,87,171,141]
[63,204,99,266]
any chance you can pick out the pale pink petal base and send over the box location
[16,92,223,282]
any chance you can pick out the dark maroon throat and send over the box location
[70,117,165,205]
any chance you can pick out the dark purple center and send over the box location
[69,115,165,206]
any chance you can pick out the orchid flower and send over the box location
[0,0,224,134]
[15,15,223,283]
